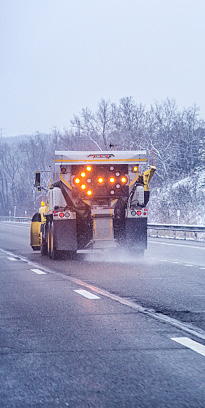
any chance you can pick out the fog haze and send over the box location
[1,0,205,137]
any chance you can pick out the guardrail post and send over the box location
[195,232,197,241]
[174,231,176,239]
[184,231,186,240]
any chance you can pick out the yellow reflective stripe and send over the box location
[60,174,72,190]
[111,199,118,207]
[82,199,90,206]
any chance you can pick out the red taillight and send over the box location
[59,212,64,218]
[137,211,142,216]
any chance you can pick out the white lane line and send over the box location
[185,265,193,267]
[200,267,205,270]
[74,289,100,300]
[7,257,18,261]
[30,268,47,275]
[171,337,205,357]
[150,241,205,250]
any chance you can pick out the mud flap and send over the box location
[53,219,78,251]
[125,217,147,251]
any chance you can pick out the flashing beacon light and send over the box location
[81,172,86,178]
[74,177,80,184]
[133,166,138,172]
[87,190,92,196]
[41,201,45,207]
[109,177,115,183]
[98,177,104,183]
[81,184,86,190]
[121,176,127,183]
[86,166,92,171]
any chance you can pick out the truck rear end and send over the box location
[31,150,155,259]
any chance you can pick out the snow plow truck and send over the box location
[30,150,156,259]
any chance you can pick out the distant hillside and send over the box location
[1,135,31,145]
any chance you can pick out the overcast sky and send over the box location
[1,0,205,137]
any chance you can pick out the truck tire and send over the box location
[50,222,59,260]
[41,236,47,256]
[32,246,40,251]
[48,222,51,258]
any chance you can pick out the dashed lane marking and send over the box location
[171,337,205,357]
[30,268,47,275]
[1,248,205,341]
[74,289,100,299]
[7,257,18,261]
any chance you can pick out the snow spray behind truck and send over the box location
[30,150,156,259]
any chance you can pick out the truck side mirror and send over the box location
[35,171,41,187]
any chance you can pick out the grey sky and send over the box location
[1,0,205,137]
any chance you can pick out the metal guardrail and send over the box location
[148,223,205,241]
[0,216,31,222]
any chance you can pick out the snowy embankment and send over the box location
[148,170,205,225]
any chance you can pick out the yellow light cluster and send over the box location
[73,165,128,196]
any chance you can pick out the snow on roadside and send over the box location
[148,170,205,225]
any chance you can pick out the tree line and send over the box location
[0,97,204,217]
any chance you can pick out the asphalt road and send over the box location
[0,222,205,407]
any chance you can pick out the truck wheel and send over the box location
[50,222,59,260]
[32,246,40,251]
[41,236,47,256]
[48,223,51,258]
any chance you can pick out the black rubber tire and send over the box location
[48,222,52,259]
[41,236,47,256]
[50,223,59,260]
[32,246,40,251]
